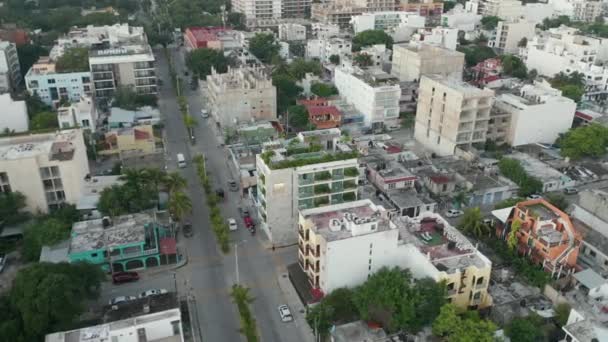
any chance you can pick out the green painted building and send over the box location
[68,212,176,272]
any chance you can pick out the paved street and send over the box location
[98,47,309,342]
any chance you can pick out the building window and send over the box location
[0,172,11,193]
[171,320,181,335]
[48,78,56,84]
[91,253,98,257]
[590,250,597,257]
[388,183,396,189]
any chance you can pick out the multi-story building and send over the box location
[306,37,352,63]
[396,0,444,26]
[0,40,22,94]
[551,0,603,22]
[414,75,494,156]
[311,23,341,39]
[297,99,342,129]
[57,95,97,131]
[89,44,156,98]
[571,189,608,277]
[488,81,576,146]
[441,4,482,32]
[0,129,89,212]
[488,19,536,54]
[232,0,310,20]
[391,43,464,82]
[0,93,28,133]
[206,66,277,126]
[25,57,93,108]
[282,0,311,18]
[334,63,401,130]
[278,23,307,41]
[350,11,426,35]
[410,27,459,51]
[183,27,243,51]
[255,131,359,245]
[496,199,581,278]
[297,200,492,309]
[477,0,525,19]
[103,125,157,156]
[312,0,397,28]
[68,213,174,272]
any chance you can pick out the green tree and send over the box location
[77,12,119,26]
[550,72,585,102]
[98,184,127,218]
[560,84,585,102]
[501,55,528,79]
[457,45,496,67]
[518,37,528,47]
[498,158,543,196]
[508,220,522,251]
[272,74,303,114]
[452,191,468,209]
[559,124,608,159]
[230,284,258,342]
[458,207,489,237]
[249,33,280,64]
[30,112,58,130]
[540,15,571,30]
[22,218,72,261]
[287,105,311,130]
[329,54,340,64]
[17,43,49,78]
[481,16,500,30]
[545,193,569,211]
[0,191,28,226]
[55,47,89,73]
[186,48,230,79]
[163,171,187,194]
[506,315,545,342]
[354,53,373,67]
[555,303,571,326]
[352,30,393,51]
[25,93,52,117]
[168,190,192,222]
[227,12,246,30]
[433,304,496,342]
[288,59,323,80]
[494,197,524,209]
[112,86,157,110]
[289,42,306,58]
[311,83,338,97]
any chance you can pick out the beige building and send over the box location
[0,129,90,212]
[391,43,464,82]
[488,19,536,54]
[312,0,396,27]
[414,75,494,156]
[103,125,156,156]
[298,200,492,310]
[207,66,277,127]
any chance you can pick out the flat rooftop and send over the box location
[394,213,491,272]
[508,152,571,182]
[424,74,494,97]
[301,200,393,242]
[69,213,154,254]
[0,129,80,162]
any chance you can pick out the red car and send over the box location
[244,216,254,228]
[112,271,139,284]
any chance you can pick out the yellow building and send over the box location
[296,200,492,310]
[103,125,156,156]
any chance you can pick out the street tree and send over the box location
[168,190,192,222]
[23,218,72,261]
[559,124,608,159]
[186,48,230,79]
[352,30,393,51]
[458,207,489,237]
[287,105,312,130]
[164,171,188,194]
[433,304,497,342]
[457,45,496,67]
[481,16,500,30]
[311,83,339,98]
[249,33,280,64]
[506,315,545,342]
[0,191,28,226]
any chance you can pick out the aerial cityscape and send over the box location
[2,0,608,341]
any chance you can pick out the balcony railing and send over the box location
[110,247,158,261]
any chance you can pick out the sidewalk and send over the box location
[276,272,317,342]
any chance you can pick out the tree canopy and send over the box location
[550,72,585,102]
[352,30,393,51]
[30,112,58,130]
[506,315,545,342]
[112,86,158,110]
[22,204,80,261]
[432,304,497,342]
[558,124,608,159]
[498,158,543,196]
[458,207,490,237]
[186,48,231,79]
[249,33,280,64]
[287,105,312,130]
[481,16,501,30]
[0,191,28,226]
[457,45,496,67]
[311,83,338,98]
[272,74,303,115]
[501,55,527,79]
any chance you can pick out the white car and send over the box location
[527,194,542,200]
[200,109,209,118]
[446,209,464,218]
[139,289,168,298]
[109,295,137,306]
[278,304,293,322]
[228,218,238,231]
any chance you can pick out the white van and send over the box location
[177,153,186,168]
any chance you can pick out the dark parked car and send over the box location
[215,188,225,199]
[183,222,194,237]
[112,271,139,284]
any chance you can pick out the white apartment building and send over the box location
[410,27,459,51]
[441,4,482,32]
[550,0,603,22]
[359,44,392,68]
[206,66,277,127]
[311,23,340,39]
[306,37,352,63]
[256,132,359,245]
[391,43,465,82]
[0,129,90,213]
[89,45,156,98]
[232,0,310,20]
[414,75,494,156]
[25,57,93,107]
[298,200,493,310]
[57,95,98,132]
[489,81,576,146]
[478,0,525,20]
[334,63,401,130]
[0,94,28,133]
[278,23,307,41]
[488,19,536,54]
[45,308,184,342]
[0,40,22,94]
[350,11,426,36]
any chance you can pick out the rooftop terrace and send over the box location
[0,129,80,162]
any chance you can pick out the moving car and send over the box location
[278,304,293,322]
[228,180,238,192]
[177,153,186,168]
[228,218,238,231]
[201,109,209,118]
[183,222,194,237]
[112,271,139,284]
[446,209,464,218]
[527,194,542,200]
[564,187,578,195]
[139,289,168,298]
[109,295,137,306]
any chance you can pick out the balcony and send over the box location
[447,288,458,296]
[314,171,332,182]
[110,247,158,261]
[475,282,486,289]
[332,169,344,180]
[343,180,357,189]
[314,184,331,195]
[344,167,358,177]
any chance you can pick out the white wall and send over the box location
[0,94,28,132]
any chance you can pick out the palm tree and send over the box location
[168,190,192,222]
[141,168,167,194]
[119,168,145,191]
[164,172,187,194]
[457,207,489,237]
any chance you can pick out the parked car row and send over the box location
[108,287,168,306]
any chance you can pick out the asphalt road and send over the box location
[152,47,306,342]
